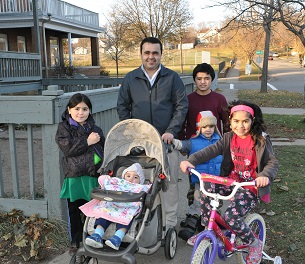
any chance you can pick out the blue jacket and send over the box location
[180,133,222,184]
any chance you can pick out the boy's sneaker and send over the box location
[187,230,205,246]
[246,238,263,264]
[85,233,103,248]
[178,214,200,241]
[105,235,122,250]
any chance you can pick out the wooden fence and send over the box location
[0,77,194,221]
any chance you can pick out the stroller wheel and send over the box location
[84,257,99,264]
[164,227,177,259]
[69,254,85,264]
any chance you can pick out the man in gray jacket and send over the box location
[117,37,188,229]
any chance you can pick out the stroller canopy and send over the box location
[99,119,171,180]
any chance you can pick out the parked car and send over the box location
[272,52,279,57]
[268,55,273,60]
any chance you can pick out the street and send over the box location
[219,56,305,93]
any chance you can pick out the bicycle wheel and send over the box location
[235,213,266,264]
[191,240,213,264]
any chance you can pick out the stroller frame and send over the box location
[70,119,177,264]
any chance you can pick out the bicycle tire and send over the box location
[235,213,266,264]
[191,240,213,264]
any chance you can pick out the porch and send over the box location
[0,0,103,79]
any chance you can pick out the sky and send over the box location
[63,0,226,28]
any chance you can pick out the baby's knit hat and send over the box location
[122,163,145,184]
[195,111,221,136]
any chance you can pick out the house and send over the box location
[74,46,89,55]
[197,28,221,44]
[0,0,104,83]
[178,37,197,50]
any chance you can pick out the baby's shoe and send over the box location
[85,233,103,248]
[105,235,122,250]
[246,238,263,264]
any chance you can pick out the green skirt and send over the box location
[60,175,99,202]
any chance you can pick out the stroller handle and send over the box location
[90,187,147,203]
[189,168,256,201]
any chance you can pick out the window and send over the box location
[0,34,8,51]
[50,37,60,66]
[17,36,26,52]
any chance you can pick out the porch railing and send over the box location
[0,0,99,27]
[0,51,41,82]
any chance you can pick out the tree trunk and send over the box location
[260,0,274,93]
[180,40,184,74]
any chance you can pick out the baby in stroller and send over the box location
[71,119,177,264]
[80,163,151,250]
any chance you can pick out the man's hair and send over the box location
[140,37,163,54]
[192,63,215,81]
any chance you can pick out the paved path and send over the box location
[46,154,241,264]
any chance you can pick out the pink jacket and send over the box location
[79,175,151,225]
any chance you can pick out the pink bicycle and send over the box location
[189,168,282,264]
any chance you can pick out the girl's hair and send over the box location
[227,100,267,145]
[67,93,92,111]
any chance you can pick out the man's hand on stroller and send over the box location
[161,132,174,145]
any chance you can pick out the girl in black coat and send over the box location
[55,93,105,254]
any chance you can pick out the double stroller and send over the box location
[70,119,178,264]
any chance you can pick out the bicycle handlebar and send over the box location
[189,168,256,201]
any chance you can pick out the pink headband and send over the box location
[230,105,254,117]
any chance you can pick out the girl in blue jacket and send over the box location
[172,111,222,241]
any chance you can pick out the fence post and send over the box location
[42,85,67,221]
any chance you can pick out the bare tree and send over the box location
[103,7,134,78]
[205,0,304,46]
[204,0,304,92]
[222,26,265,64]
[116,0,193,43]
[274,0,305,47]
[203,0,277,92]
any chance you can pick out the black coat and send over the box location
[55,110,105,178]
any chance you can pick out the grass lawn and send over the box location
[259,146,305,263]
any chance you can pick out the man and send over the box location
[117,37,188,228]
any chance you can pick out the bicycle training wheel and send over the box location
[235,213,266,264]
[191,239,213,264]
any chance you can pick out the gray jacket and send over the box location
[188,131,278,201]
[117,65,188,137]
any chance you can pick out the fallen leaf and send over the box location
[14,234,28,248]
[266,211,276,216]
[2,233,12,240]
[0,250,9,257]
[273,178,281,183]
[289,243,297,251]
[277,185,289,191]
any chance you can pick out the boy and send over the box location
[173,111,222,241]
